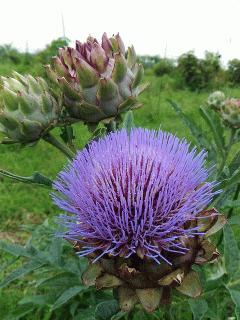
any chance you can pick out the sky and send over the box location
[0,0,240,63]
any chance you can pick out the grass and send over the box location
[1,75,240,318]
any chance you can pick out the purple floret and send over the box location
[52,128,218,263]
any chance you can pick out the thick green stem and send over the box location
[0,169,52,187]
[43,133,75,160]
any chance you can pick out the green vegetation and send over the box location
[1,41,240,319]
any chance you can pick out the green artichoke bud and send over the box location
[74,208,226,313]
[220,98,240,129]
[45,33,148,123]
[207,91,225,111]
[0,73,61,144]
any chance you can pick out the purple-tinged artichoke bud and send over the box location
[207,91,225,111]
[53,129,226,312]
[0,72,61,144]
[220,98,240,129]
[46,33,148,124]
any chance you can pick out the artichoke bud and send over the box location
[220,98,240,129]
[0,73,61,144]
[76,208,226,313]
[1,88,18,111]
[90,43,107,73]
[97,78,118,101]
[52,56,68,78]
[112,53,128,82]
[75,58,99,88]
[47,33,148,123]
[132,64,144,89]
[127,46,137,69]
[207,91,225,111]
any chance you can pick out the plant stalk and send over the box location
[43,133,75,160]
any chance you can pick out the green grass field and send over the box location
[1,75,240,318]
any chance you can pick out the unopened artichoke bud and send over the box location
[0,73,61,144]
[46,33,148,124]
[53,129,225,313]
[220,98,240,129]
[207,91,226,111]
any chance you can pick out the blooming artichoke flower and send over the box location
[207,91,226,111]
[46,33,148,124]
[0,73,61,144]
[220,98,240,129]
[53,129,225,312]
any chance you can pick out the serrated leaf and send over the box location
[199,106,224,157]
[229,150,240,175]
[168,100,211,151]
[188,298,208,320]
[0,260,45,289]
[0,241,30,258]
[51,285,85,310]
[95,300,120,320]
[224,223,240,278]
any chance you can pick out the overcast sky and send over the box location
[1,0,240,63]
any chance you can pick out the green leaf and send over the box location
[5,305,35,320]
[37,272,79,289]
[111,311,128,320]
[48,238,63,266]
[229,150,240,175]
[73,307,95,320]
[224,223,240,278]
[227,289,240,320]
[0,260,45,289]
[199,106,224,157]
[51,285,85,310]
[168,100,211,151]
[95,300,120,320]
[220,168,240,192]
[223,199,240,209]
[0,241,32,258]
[122,111,135,134]
[19,294,54,306]
[188,298,208,320]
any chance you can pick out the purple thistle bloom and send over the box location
[53,128,218,264]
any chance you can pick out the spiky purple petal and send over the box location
[53,128,218,263]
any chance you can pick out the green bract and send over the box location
[46,33,148,124]
[0,73,61,144]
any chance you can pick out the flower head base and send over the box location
[207,91,240,129]
[0,72,61,144]
[53,128,225,311]
[46,33,148,124]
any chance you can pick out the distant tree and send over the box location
[34,37,70,64]
[153,58,175,77]
[228,59,240,85]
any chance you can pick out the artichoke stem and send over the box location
[43,133,75,159]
